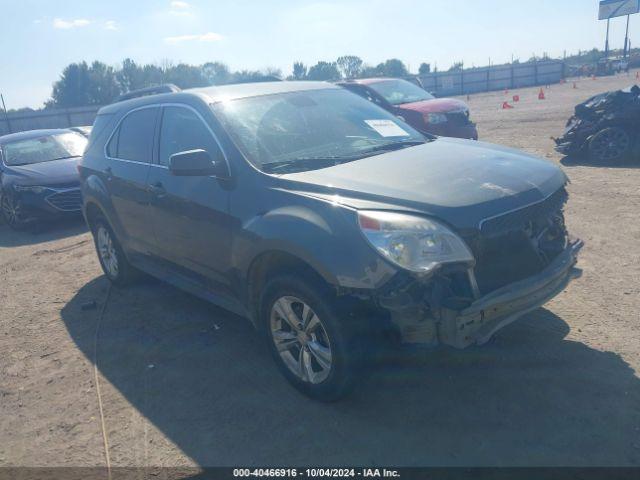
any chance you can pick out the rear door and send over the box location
[146,104,232,293]
[104,106,160,254]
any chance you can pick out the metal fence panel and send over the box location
[0,106,100,136]
[417,60,565,96]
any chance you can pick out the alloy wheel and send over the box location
[97,225,119,279]
[1,196,23,226]
[270,296,333,384]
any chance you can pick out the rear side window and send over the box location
[107,107,158,163]
[158,106,222,166]
[89,114,113,145]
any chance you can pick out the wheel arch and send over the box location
[84,200,108,231]
[245,249,335,329]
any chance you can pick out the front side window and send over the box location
[212,88,426,174]
[108,107,158,163]
[367,79,435,106]
[1,132,87,166]
[158,106,222,166]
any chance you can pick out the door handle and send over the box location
[148,181,166,197]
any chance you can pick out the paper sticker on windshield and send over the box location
[365,120,410,137]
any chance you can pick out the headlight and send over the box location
[13,185,48,194]
[358,211,474,273]
[424,113,448,125]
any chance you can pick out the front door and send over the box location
[147,104,232,293]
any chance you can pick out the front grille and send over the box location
[446,111,471,126]
[480,188,568,237]
[46,188,82,211]
[470,187,569,295]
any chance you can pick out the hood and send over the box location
[398,97,469,114]
[3,157,81,186]
[279,138,567,231]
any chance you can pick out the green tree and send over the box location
[231,69,274,83]
[448,62,464,72]
[202,61,231,85]
[49,62,92,108]
[163,63,209,89]
[263,67,282,79]
[307,61,340,81]
[291,61,307,80]
[86,61,120,104]
[359,63,382,77]
[377,58,408,77]
[116,58,144,92]
[418,63,431,75]
[336,55,363,79]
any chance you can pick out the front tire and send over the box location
[588,127,633,163]
[1,194,29,230]
[261,274,361,401]
[92,216,138,286]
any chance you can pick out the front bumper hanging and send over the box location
[437,238,583,349]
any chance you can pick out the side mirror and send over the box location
[168,149,226,177]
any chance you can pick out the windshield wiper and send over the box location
[263,156,352,173]
[262,141,428,174]
[360,140,426,155]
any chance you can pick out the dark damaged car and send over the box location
[80,81,582,400]
[555,85,640,163]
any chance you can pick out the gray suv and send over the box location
[80,81,582,400]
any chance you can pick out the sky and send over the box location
[0,0,636,109]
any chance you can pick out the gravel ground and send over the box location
[1,72,639,469]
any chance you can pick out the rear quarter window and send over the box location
[107,107,159,163]
[88,114,114,148]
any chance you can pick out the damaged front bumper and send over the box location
[385,238,583,349]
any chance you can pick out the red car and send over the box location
[338,78,478,140]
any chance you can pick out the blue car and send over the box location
[0,129,88,229]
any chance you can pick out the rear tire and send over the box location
[588,127,633,163]
[260,274,361,401]
[91,216,138,286]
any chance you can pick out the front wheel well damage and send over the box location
[246,251,385,336]
[247,251,332,328]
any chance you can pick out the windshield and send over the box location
[212,88,426,173]
[368,79,435,106]
[1,132,87,166]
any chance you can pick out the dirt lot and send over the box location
[1,73,640,469]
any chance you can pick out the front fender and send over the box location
[234,203,398,291]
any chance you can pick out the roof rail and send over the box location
[115,84,182,103]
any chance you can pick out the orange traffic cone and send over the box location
[502,101,514,109]
[538,88,545,100]
[513,95,520,102]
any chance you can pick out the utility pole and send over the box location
[0,93,11,134]
[605,18,611,58]
[624,14,631,58]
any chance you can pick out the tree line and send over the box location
[16,46,637,111]
[42,56,432,109]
